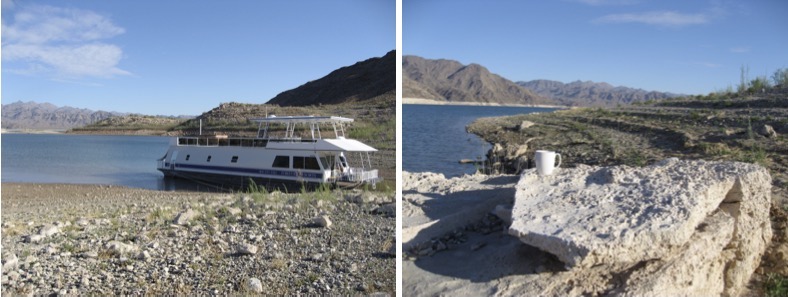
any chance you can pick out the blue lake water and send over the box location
[403,104,557,177]
[1,134,207,191]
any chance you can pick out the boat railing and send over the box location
[175,136,319,148]
[341,168,380,183]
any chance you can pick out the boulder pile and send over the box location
[509,158,772,296]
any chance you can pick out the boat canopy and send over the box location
[316,138,377,152]
[249,116,354,124]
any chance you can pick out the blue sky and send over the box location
[1,0,394,115]
[405,0,788,95]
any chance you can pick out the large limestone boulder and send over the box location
[509,158,772,296]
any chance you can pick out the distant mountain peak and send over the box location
[1,101,125,130]
[402,55,551,105]
[267,50,395,106]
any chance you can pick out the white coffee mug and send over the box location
[535,150,561,175]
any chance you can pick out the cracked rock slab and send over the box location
[509,158,772,296]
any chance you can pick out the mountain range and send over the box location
[3,51,395,130]
[403,55,680,106]
[1,101,126,130]
[268,50,395,106]
[516,79,681,106]
[403,55,549,105]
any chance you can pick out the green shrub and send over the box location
[765,273,788,297]
[749,76,772,93]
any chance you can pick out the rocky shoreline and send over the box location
[1,183,395,296]
[403,167,787,296]
[403,90,788,296]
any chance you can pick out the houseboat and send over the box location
[157,115,381,190]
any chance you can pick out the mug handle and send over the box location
[555,153,562,168]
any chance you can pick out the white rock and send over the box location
[758,124,778,138]
[226,207,242,216]
[313,215,332,228]
[402,172,518,247]
[105,241,139,256]
[174,209,200,225]
[519,120,536,130]
[75,218,90,227]
[246,277,263,293]
[235,243,258,255]
[38,224,60,237]
[137,251,151,261]
[25,234,45,243]
[509,159,772,296]
[80,251,98,259]
[2,254,18,273]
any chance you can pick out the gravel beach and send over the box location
[1,183,395,296]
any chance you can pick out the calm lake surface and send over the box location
[1,134,206,191]
[403,104,558,177]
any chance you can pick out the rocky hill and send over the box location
[267,50,395,106]
[1,101,124,130]
[517,79,681,107]
[403,55,552,105]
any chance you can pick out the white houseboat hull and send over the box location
[157,136,380,190]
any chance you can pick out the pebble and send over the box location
[174,209,200,226]
[226,207,242,216]
[80,251,98,259]
[235,243,258,255]
[246,277,263,293]
[313,215,332,228]
[2,254,19,273]
[1,185,394,295]
[105,241,139,256]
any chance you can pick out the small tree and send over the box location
[772,68,788,86]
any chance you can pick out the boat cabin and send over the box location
[157,116,381,189]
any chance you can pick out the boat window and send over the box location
[207,155,212,162]
[319,156,330,169]
[293,156,321,170]
[293,156,305,169]
[305,157,321,170]
[231,156,238,163]
[272,156,290,168]
[339,156,349,167]
[186,155,190,161]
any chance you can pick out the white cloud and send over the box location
[594,11,710,27]
[4,43,129,78]
[1,4,129,79]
